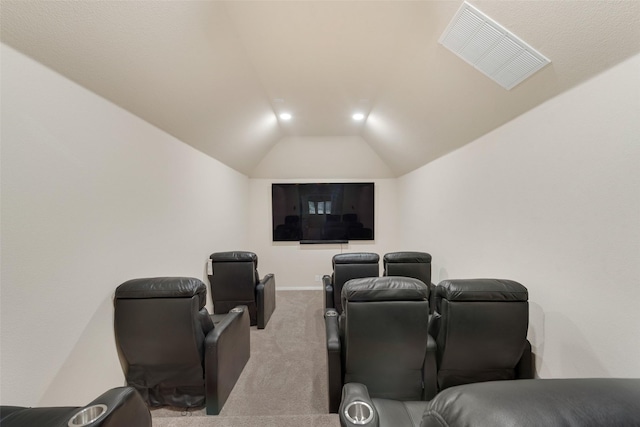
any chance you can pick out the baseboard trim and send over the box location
[277,286,322,291]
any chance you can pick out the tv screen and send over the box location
[272,183,374,243]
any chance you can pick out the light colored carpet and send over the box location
[152,414,339,427]
[151,290,340,426]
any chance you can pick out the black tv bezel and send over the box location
[271,182,375,243]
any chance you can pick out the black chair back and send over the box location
[114,277,213,407]
[209,251,259,324]
[433,278,530,390]
[341,277,431,401]
[383,251,432,286]
[332,252,379,313]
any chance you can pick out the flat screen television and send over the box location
[272,183,374,243]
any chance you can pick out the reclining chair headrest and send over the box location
[437,279,528,302]
[210,251,258,265]
[383,251,432,264]
[115,277,208,309]
[342,276,429,304]
[333,252,379,266]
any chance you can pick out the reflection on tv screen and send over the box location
[272,183,374,243]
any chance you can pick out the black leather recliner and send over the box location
[208,251,276,329]
[113,277,250,415]
[325,277,437,414]
[382,252,434,313]
[429,278,534,391]
[0,387,151,427]
[323,252,379,314]
[338,278,534,427]
[341,378,640,427]
[422,378,640,427]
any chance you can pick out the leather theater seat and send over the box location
[114,277,250,415]
[337,277,534,426]
[0,387,150,427]
[429,278,534,391]
[422,378,640,427]
[325,276,436,413]
[208,251,276,329]
[323,252,379,314]
[340,378,640,427]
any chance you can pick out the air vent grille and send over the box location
[439,1,550,90]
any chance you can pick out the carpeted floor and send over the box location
[151,290,340,427]
[152,414,340,427]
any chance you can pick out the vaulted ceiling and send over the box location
[2,1,639,177]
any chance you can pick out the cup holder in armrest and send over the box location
[344,401,374,425]
[67,404,107,426]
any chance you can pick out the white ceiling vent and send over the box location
[439,1,550,90]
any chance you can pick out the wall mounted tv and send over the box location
[272,183,374,243]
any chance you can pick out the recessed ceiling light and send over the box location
[279,113,292,120]
[352,113,365,121]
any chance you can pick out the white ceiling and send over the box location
[2,1,639,177]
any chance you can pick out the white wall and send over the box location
[397,54,640,378]
[248,178,400,289]
[0,45,250,406]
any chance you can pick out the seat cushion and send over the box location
[372,399,427,427]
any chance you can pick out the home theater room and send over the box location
[1,1,639,426]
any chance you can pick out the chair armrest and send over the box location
[423,334,437,400]
[516,340,535,379]
[323,275,334,310]
[204,305,250,415]
[0,387,151,427]
[325,309,342,413]
[339,383,379,427]
[87,386,151,427]
[256,273,276,329]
